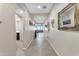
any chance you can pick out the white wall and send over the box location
[16,15,21,32]
[22,8,35,48]
[16,3,35,49]
[0,3,16,55]
[23,31,34,48]
[15,14,24,41]
[48,3,79,56]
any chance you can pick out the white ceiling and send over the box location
[16,4,24,18]
[25,3,53,14]
[16,3,54,24]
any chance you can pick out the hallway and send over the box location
[16,33,57,56]
[0,3,79,56]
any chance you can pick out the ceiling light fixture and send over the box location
[37,5,41,9]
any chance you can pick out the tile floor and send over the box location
[16,33,57,56]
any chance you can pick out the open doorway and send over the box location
[15,15,21,40]
[34,23,48,39]
[16,3,24,41]
[16,6,25,55]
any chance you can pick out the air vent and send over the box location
[42,6,47,9]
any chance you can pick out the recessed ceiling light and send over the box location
[37,5,41,9]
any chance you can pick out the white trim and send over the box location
[22,38,34,50]
[46,38,61,56]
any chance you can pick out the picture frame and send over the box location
[58,3,79,31]
[29,20,33,26]
[51,19,54,28]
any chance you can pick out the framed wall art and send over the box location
[51,19,54,28]
[29,20,34,26]
[58,3,79,31]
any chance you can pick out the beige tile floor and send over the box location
[16,33,57,56]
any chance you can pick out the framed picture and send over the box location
[58,3,79,31]
[51,19,54,28]
[29,20,33,26]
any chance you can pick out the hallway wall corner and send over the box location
[46,38,61,56]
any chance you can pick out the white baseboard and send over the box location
[0,52,16,56]
[22,39,34,50]
[46,38,60,56]
[26,39,34,49]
